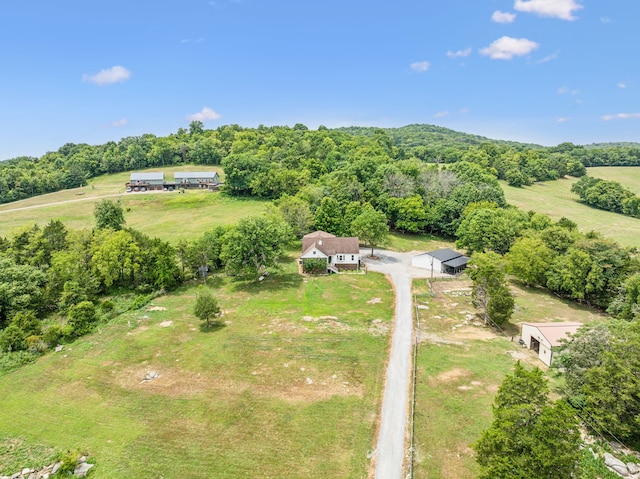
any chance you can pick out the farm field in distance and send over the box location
[0,166,268,243]
[501,166,640,247]
[0,255,394,478]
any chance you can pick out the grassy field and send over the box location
[0,255,394,478]
[411,276,605,478]
[587,166,640,195]
[0,166,269,243]
[501,173,640,247]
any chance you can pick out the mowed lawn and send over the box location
[0,258,394,478]
[411,276,604,479]
[0,166,268,243]
[501,170,640,247]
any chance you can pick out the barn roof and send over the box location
[522,322,582,347]
[442,256,470,268]
[174,172,219,179]
[423,248,464,262]
[130,172,164,181]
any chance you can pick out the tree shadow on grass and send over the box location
[230,271,304,294]
[199,322,226,333]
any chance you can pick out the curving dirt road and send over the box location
[362,250,432,479]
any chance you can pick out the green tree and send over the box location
[560,320,640,441]
[274,195,314,238]
[456,207,528,255]
[387,195,428,233]
[94,199,126,230]
[90,229,141,289]
[220,215,292,279]
[314,197,343,235]
[194,287,222,327]
[474,362,582,479]
[468,252,514,326]
[507,236,554,287]
[608,273,640,320]
[0,257,47,327]
[351,204,389,257]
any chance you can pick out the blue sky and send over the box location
[1,0,638,161]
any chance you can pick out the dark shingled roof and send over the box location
[425,248,464,262]
[303,231,336,239]
[442,256,469,268]
[301,231,359,257]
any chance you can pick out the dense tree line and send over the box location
[2,121,638,206]
[571,175,640,218]
[0,201,292,361]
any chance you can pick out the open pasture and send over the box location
[0,258,394,478]
[501,173,640,247]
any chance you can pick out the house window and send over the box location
[338,255,344,261]
[351,255,354,261]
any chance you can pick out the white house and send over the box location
[300,231,360,273]
[412,248,469,274]
[521,322,581,366]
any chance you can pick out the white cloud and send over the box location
[434,111,449,118]
[187,107,221,122]
[537,52,558,63]
[181,38,204,44]
[479,36,539,60]
[459,108,470,115]
[514,0,583,21]
[446,48,471,59]
[602,113,640,121]
[492,10,516,23]
[112,118,128,127]
[557,86,579,95]
[82,66,132,85]
[557,116,571,123]
[618,82,627,89]
[410,61,431,72]
[601,16,612,23]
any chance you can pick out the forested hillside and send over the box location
[2,122,640,205]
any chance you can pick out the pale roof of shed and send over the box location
[522,322,582,347]
[414,248,463,262]
[130,172,164,181]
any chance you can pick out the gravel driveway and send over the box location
[362,249,431,479]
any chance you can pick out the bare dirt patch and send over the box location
[368,319,390,337]
[418,332,464,345]
[507,350,527,360]
[147,305,168,311]
[367,297,382,304]
[112,365,362,402]
[430,367,473,384]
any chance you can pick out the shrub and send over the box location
[42,324,64,347]
[0,324,27,352]
[302,258,327,274]
[66,301,97,337]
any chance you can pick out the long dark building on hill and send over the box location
[126,171,220,192]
